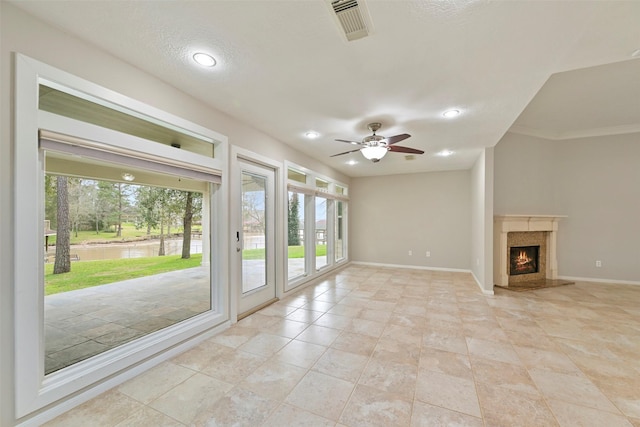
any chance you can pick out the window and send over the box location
[315,196,328,270]
[315,178,329,191]
[42,139,213,374]
[285,164,348,289]
[287,168,307,184]
[335,200,346,262]
[14,55,228,417]
[287,191,306,280]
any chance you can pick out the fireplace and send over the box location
[493,215,567,288]
[509,246,539,276]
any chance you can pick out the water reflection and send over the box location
[45,238,202,262]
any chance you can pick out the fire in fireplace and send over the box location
[509,246,539,275]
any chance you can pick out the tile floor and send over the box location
[44,265,640,426]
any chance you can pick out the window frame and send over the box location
[14,54,230,418]
[284,162,348,292]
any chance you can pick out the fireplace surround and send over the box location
[493,215,566,288]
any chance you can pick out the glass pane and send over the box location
[335,185,345,195]
[287,168,306,184]
[335,201,345,261]
[242,172,267,293]
[315,197,328,270]
[44,152,210,375]
[288,191,305,280]
[316,178,329,191]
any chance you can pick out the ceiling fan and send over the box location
[331,122,425,163]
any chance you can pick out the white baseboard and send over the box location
[471,271,495,295]
[558,275,640,286]
[351,261,469,273]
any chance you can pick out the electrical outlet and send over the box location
[408,250,412,256]
[426,251,431,257]
[596,260,602,267]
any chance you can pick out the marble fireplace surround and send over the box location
[493,215,566,288]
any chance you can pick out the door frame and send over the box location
[230,147,283,321]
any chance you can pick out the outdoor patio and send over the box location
[44,258,309,374]
[44,266,210,374]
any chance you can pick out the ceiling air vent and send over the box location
[331,0,370,41]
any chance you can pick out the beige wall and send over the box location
[349,170,471,270]
[494,132,556,214]
[470,148,494,292]
[495,131,640,283]
[0,3,348,424]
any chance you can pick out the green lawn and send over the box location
[46,244,324,296]
[45,254,203,295]
[242,245,326,260]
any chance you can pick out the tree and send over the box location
[44,175,58,229]
[242,191,265,234]
[53,176,71,274]
[68,178,94,237]
[135,186,160,236]
[116,182,124,237]
[181,192,194,259]
[288,192,300,246]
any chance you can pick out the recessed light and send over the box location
[192,52,217,67]
[122,173,135,181]
[436,150,454,157]
[346,160,358,165]
[443,109,461,118]
[305,131,320,139]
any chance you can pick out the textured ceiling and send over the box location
[11,0,640,177]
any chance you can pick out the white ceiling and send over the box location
[11,0,640,177]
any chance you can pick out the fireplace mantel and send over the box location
[493,215,566,287]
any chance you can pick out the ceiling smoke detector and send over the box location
[330,0,371,41]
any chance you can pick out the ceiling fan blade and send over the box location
[389,145,424,154]
[335,139,364,145]
[330,148,362,157]
[385,133,411,145]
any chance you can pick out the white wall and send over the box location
[0,3,348,425]
[470,148,494,293]
[349,170,471,270]
[495,131,640,283]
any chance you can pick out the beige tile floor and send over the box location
[44,265,640,426]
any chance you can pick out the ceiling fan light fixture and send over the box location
[361,145,388,162]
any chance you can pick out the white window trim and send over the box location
[14,54,230,418]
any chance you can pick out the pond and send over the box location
[45,238,203,262]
